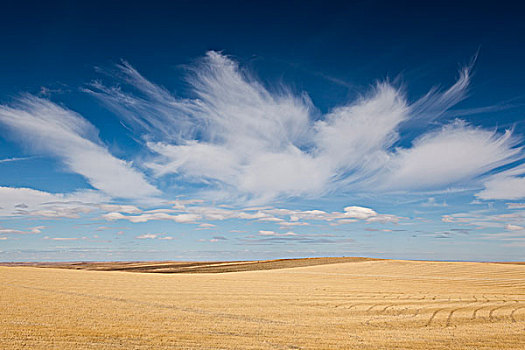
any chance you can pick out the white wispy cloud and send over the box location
[505,223,524,231]
[476,163,525,200]
[0,156,33,163]
[0,226,44,235]
[0,95,159,199]
[0,186,107,218]
[507,203,525,209]
[44,236,87,241]
[98,204,142,214]
[259,230,297,236]
[136,234,158,239]
[380,121,520,191]
[198,223,216,229]
[87,52,523,202]
[158,236,175,240]
[440,208,525,232]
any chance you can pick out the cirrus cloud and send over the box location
[87,52,524,202]
[0,96,159,199]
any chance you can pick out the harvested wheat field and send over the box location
[1,258,524,349]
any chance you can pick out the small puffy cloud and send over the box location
[99,204,142,214]
[505,224,524,231]
[30,226,45,233]
[136,234,157,239]
[343,206,377,219]
[135,233,175,240]
[259,230,277,236]
[282,231,297,236]
[101,212,126,221]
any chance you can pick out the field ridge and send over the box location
[0,256,380,273]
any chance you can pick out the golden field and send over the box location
[1,258,524,349]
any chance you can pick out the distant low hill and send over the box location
[1,257,379,273]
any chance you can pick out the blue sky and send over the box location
[1,1,525,261]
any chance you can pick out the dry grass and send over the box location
[1,258,524,349]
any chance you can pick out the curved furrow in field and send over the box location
[510,306,525,323]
